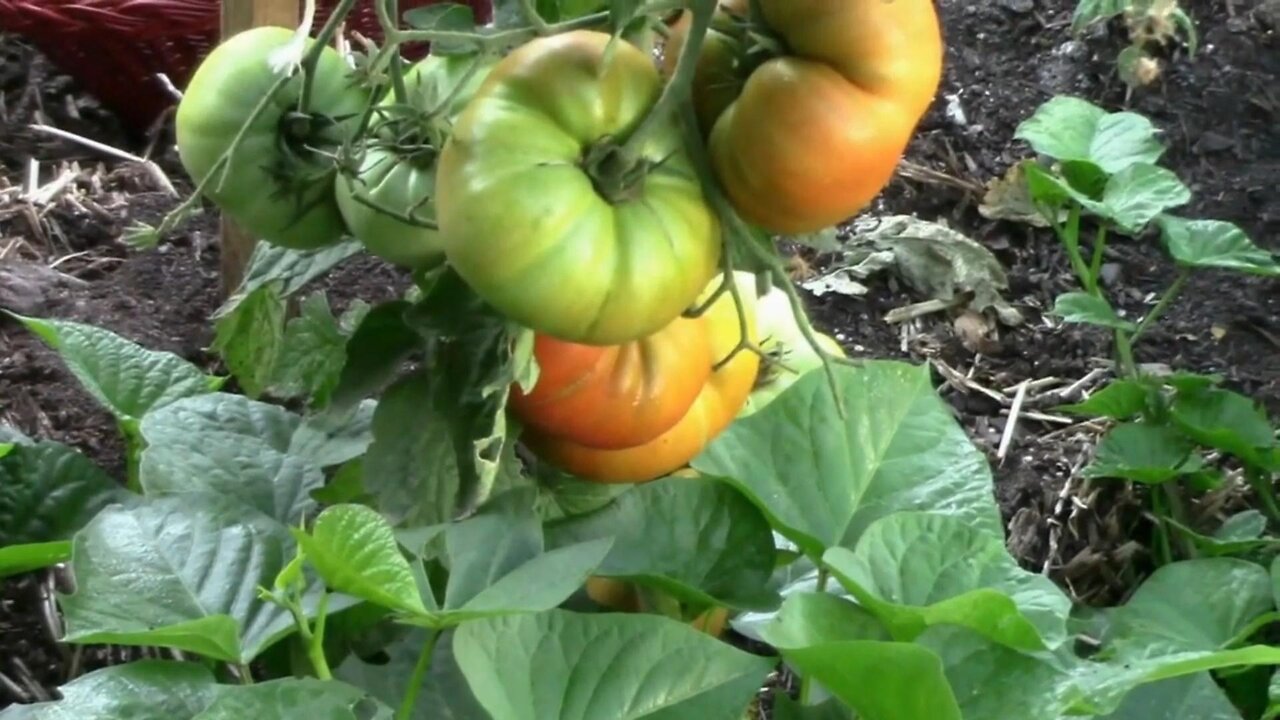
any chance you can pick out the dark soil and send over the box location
[2,0,1278,708]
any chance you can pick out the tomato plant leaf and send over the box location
[0,661,220,720]
[0,540,72,579]
[0,440,134,547]
[1158,216,1280,276]
[1082,423,1206,484]
[404,3,481,55]
[774,640,962,720]
[328,300,421,412]
[544,475,779,610]
[1063,646,1280,715]
[12,314,222,421]
[1272,554,1280,610]
[692,361,1002,559]
[215,239,362,319]
[269,293,368,406]
[823,511,1072,651]
[294,504,429,617]
[452,610,775,720]
[211,283,286,399]
[1096,673,1244,720]
[1015,96,1163,173]
[139,393,370,524]
[191,677,393,720]
[1052,291,1137,331]
[1057,379,1149,419]
[335,629,488,720]
[59,494,342,664]
[1170,388,1276,467]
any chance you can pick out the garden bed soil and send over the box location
[2,0,1278,709]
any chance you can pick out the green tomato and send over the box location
[435,31,722,346]
[334,53,494,269]
[738,284,846,417]
[175,26,366,250]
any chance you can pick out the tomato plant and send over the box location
[334,54,495,269]
[434,29,722,346]
[666,0,945,235]
[175,26,367,251]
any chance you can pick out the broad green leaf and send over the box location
[0,661,219,720]
[1059,159,1109,199]
[1052,292,1136,331]
[1057,379,1149,419]
[138,394,352,524]
[453,610,775,720]
[14,315,220,420]
[363,367,518,529]
[1273,554,1280,609]
[692,361,1002,558]
[192,677,393,720]
[269,293,368,405]
[776,640,962,720]
[1062,646,1280,715]
[1106,558,1274,656]
[0,540,71,578]
[1159,216,1280,276]
[215,239,362,318]
[918,626,1070,720]
[402,3,479,54]
[1014,96,1163,173]
[1101,164,1190,232]
[529,471,632,521]
[335,629,488,720]
[1167,511,1280,558]
[0,440,133,546]
[294,504,428,617]
[211,283,286,398]
[59,494,334,663]
[823,511,1072,651]
[1097,673,1244,720]
[435,490,612,623]
[328,300,420,412]
[1083,423,1205,484]
[758,591,889,649]
[1170,388,1276,466]
[544,475,779,610]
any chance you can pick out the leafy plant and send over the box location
[1015,95,1280,571]
[1072,0,1199,88]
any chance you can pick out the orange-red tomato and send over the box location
[521,275,760,484]
[669,0,944,235]
[509,316,713,450]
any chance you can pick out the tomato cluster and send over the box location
[173,1,941,485]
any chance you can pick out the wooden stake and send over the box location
[217,0,301,296]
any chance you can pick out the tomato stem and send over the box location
[614,0,718,168]
[379,0,410,104]
[300,0,359,113]
[518,0,553,35]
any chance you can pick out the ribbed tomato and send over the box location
[667,0,944,235]
[521,273,761,483]
[434,30,722,346]
[509,314,713,450]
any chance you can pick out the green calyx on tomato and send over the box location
[669,0,945,235]
[334,53,495,269]
[435,30,722,346]
[519,272,761,484]
[175,26,367,251]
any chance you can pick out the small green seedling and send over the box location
[1016,95,1280,565]
[1072,0,1198,88]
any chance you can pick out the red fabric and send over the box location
[0,0,494,134]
